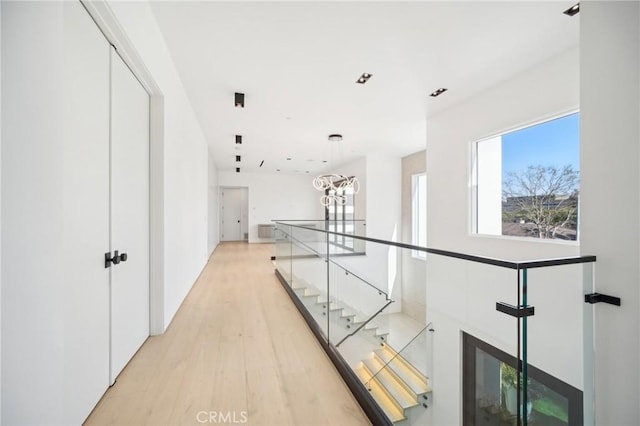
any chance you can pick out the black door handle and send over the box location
[105,250,128,268]
[237,220,240,223]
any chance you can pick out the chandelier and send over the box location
[313,174,360,207]
[313,134,360,207]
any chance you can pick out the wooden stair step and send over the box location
[375,346,430,397]
[355,366,406,423]
[362,357,419,410]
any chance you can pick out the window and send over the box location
[325,178,356,250]
[412,173,427,258]
[463,333,583,426]
[472,112,580,241]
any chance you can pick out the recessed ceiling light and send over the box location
[276,169,281,172]
[235,135,242,144]
[234,92,244,108]
[286,157,292,161]
[328,134,343,142]
[429,88,448,97]
[236,155,241,162]
[563,3,580,16]
[322,160,327,163]
[236,167,240,173]
[356,73,372,84]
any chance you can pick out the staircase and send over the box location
[291,277,389,347]
[287,274,431,424]
[355,344,431,423]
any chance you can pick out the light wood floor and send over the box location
[85,242,370,426]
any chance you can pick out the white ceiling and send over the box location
[149,1,579,175]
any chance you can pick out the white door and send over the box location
[110,49,150,383]
[221,188,244,241]
[61,1,111,421]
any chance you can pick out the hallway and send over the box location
[86,242,370,426]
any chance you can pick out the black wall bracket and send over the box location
[496,302,535,318]
[585,293,621,306]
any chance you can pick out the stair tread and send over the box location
[362,358,419,409]
[340,308,356,318]
[375,346,430,395]
[328,302,343,311]
[355,367,406,423]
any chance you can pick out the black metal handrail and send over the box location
[275,221,597,269]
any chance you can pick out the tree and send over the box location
[503,165,579,239]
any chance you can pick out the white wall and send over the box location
[427,47,580,261]
[2,4,69,422]
[425,47,581,426]
[327,155,403,312]
[401,151,426,323]
[580,2,640,424]
[208,150,219,254]
[366,155,402,307]
[218,171,320,243]
[106,1,210,329]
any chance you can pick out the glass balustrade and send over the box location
[273,220,596,426]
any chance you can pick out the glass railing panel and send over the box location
[273,221,595,426]
[277,219,367,238]
[363,325,431,425]
[426,254,519,426]
[288,224,330,340]
[274,223,292,284]
[327,259,391,365]
[522,263,594,426]
[330,240,436,424]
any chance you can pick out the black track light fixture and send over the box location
[563,3,579,16]
[235,92,245,108]
[356,73,372,84]
[429,88,448,97]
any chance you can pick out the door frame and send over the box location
[219,186,249,242]
[82,1,165,335]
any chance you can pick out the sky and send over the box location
[501,112,580,183]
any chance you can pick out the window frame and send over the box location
[470,109,580,243]
[462,332,583,426]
